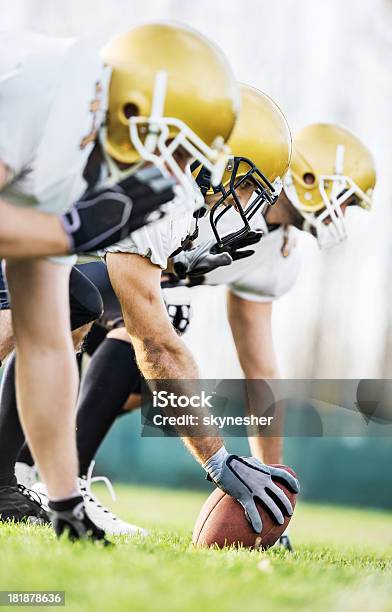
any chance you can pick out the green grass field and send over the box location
[1,484,392,612]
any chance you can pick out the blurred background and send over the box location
[2,0,392,508]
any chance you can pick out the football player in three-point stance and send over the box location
[99,26,299,534]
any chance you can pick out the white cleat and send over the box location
[32,482,49,512]
[33,462,148,538]
[15,462,38,489]
[79,462,148,537]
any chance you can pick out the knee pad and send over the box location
[69,267,103,331]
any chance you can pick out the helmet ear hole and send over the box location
[123,102,140,119]
[303,172,316,185]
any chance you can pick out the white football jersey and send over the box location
[197,205,302,302]
[0,31,110,214]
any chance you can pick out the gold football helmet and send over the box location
[284,123,376,248]
[194,84,292,248]
[100,22,239,202]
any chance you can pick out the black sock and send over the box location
[76,338,141,476]
[16,442,35,467]
[48,495,84,511]
[0,353,26,486]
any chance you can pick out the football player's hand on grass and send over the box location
[204,448,299,533]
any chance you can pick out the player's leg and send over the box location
[0,262,110,481]
[15,259,145,534]
[72,326,146,536]
[0,263,73,523]
[14,267,103,488]
[0,266,111,528]
[0,266,43,516]
[226,292,283,464]
[3,264,104,487]
[0,354,26,486]
[0,267,46,518]
[227,291,294,550]
[77,331,140,477]
[0,351,49,523]
[32,324,145,535]
[5,258,79,498]
[5,257,107,540]
[71,259,146,535]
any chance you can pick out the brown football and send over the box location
[192,464,298,549]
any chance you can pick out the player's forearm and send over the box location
[182,436,223,465]
[132,334,224,464]
[0,198,70,258]
[107,252,225,465]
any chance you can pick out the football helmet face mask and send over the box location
[194,85,292,249]
[195,159,282,249]
[284,123,376,249]
[100,23,240,210]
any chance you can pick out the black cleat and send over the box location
[0,480,50,525]
[48,496,110,545]
[278,534,294,552]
